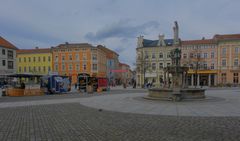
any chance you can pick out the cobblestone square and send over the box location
[0,88,240,141]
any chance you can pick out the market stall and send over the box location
[6,74,44,96]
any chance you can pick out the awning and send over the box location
[7,73,43,78]
[187,70,217,74]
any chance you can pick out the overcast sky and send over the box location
[1,0,240,68]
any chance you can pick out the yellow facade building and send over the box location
[17,48,52,75]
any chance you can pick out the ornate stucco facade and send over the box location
[136,22,180,87]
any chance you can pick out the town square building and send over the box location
[0,36,18,75]
[136,22,180,87]
[136,22,240,87]
[17,47,52,75]
[52,42,107,84]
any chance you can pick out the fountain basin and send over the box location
[148,88,205,101]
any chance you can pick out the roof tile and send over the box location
[0,36,18,50]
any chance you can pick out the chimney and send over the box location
[35,46,39,49]
[173,21,179,45]
[65,42,69,45]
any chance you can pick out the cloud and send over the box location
[85,20,160,41]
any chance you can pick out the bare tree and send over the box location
[182,47,203,88]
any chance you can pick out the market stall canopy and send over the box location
[7,73,43,78]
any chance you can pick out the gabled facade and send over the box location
[0,36,18,75]
[136,22,180,87]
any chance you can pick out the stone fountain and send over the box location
[147,48,205,101]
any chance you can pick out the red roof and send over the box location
[97,45,119,58]
[181,39,216,45]
[119,63,130,67]
[17,48,51,54]
[0,36,18,50]
[214,34,240,40]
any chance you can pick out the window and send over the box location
[2,60,6,66]
[43,56,46,62]
[76,54,79,60]
[83,54,87,60]
[33,57,36,62]
[28,57,31,62]
[62,56,65,61]
[235,47,239,56]
[62,64,65,71]
[144,52,149,59]
[55,55,58,61]
[221,73,227,84]
[48,66,51,72]
[55,64,58,71]
[203,63,207,69]
[7,50,13,59]
[109,60,112,66]
[159,63,163,69]
[233,73,239,84]
[167,52,171,58]
[152,53,156,59]
[28,66,31,72]
[69,64,72,70]
[48,56,51,62]
[19,67,21,72]
[189,53,193,58]
[211,52,214,58]
[76,64,80,71]
[7,61,13,69]
[159,52,163,58]
[222,48,226,57]
[234,59,238,67]
[197,53,201,58]
[92,54,97,60]
[204,53,208,59]
[33,66,36,72]
[24,67,26,72]
[38,66,41,72]
[190,64,193,69]
[38,57,41,62]
[19,58,21,62]
[24,57,26,62]
[152,63,156,70]
[167,63,171,66]
[2,49,5,55]
[69,54,72,60]
[43,66,46,72]
[92,64,97,71]
[183,53,187,59]
[222,59,227,67]
[83,63,87,70]
[211,63,214,69]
